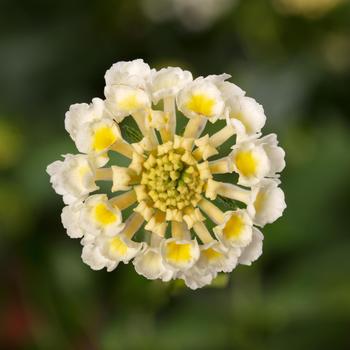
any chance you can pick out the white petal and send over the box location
[231,139,271,186]
[101,234,143,263]
[64,98,109,141]
[149,67,193,103]
[81,243,118,271]
[161,238,200,271]
[213,209,253,248]
[258,134,286,176]
[226,96,266,137]
[81,194,124,236]
[219,80,246,99]
[238,227,264,265]
[47,154,98,205]
[105,85,151,120]
[105,59,151,89]
[180,266,215,290]
[197,241,239,274]
[75,118,120,155]
[133,246,173,281]
[61,202,84,238]
[248,179,286,227]
[177,77,225,122]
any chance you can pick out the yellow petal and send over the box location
[166,242,192,263]
[235,151,258,177]
[93,126,118,152]
[94,203,117,225]
[186,94,215,116]
[223,213,244,239]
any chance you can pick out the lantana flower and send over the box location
[47,59,286,290]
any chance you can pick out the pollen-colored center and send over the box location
[202,247,222,261]
[186,93,215,117]
[235,151,258,177]
[94,203,117,225]
[141,146,204,212]
[223,213,244,239]
[93,126,118,152]
[119,93,139,110]
[166,242,192,263]
[110,236,128,256]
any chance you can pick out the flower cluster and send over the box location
[47,59,286,289]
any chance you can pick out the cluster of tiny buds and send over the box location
[141,144,203,212]
[47,59,286,289]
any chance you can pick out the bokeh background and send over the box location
[1,0,350,349]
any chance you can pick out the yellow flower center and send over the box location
[141,146,204,213]
[235,151,258,177]
[223,213,244,239]
[119,93,139,110]
[186,94,215,117]
[110,236,127,256]
[254,191,265,212]
[94,203,117,225]
[166,241,192,263]
[93,126,118,152]
[202,247,222,261]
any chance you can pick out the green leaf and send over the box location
[215,195,238,210]
[209,273,229,288]
[121,124,143,143]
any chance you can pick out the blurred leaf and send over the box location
[210,273,229,288]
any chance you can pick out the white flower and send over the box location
[75,118,121,155]
[197,241,239,274]
[258,134,286,177]
[47,154,98,205]
[105,59,151,89]
[230,133,285,186]
[161,238,200,271]
[133,241,174,281]
[80,194,124,236]
[49,59,286,289]
[81,230,143,272]
[81,234,118,271]
[99,233,143,263]
[105,85,151,121]
[247,179,287,227]
[179,265,214,290]
[61,202,84,238]
[65,98,111,141]
[219,80,246,100]
[225,96,266,139]
[149,67,193,103]
[177,76,225,122]
[238,227,264,266]
[213,209,253,248]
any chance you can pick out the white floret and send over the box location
[46,154,98,205]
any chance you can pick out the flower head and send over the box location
[47,59,286,289]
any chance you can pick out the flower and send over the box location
[47,59,286,290]
[47,154,99,205]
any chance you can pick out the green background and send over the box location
[1,0,350,349]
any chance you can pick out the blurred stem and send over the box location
[122,212,144,239]
[198,198,224,224]
[193,221,213,243]
[95,167,113,181]
[110,190,137,210]
[163,96,176,141]
[183,116,207,139]
[209,125,235,147]
[110,139,134,159]
[132,111,158,146]
[172,221,190,240]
